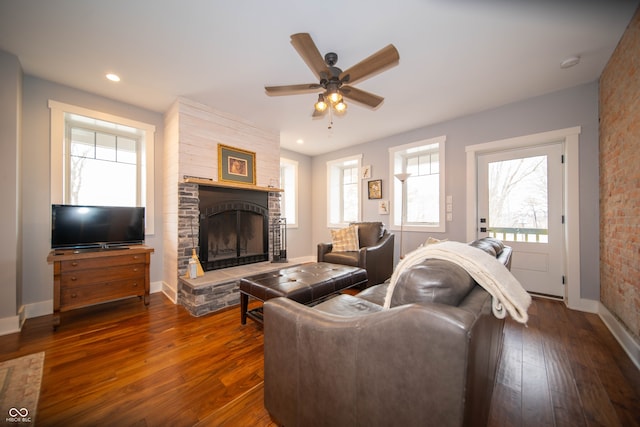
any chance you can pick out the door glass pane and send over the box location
[487,155,548,243]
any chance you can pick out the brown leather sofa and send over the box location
[264,238,511,427]
[317,222,394,288]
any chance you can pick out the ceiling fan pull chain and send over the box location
[328,105,334,129]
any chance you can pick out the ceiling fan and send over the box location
[265,33,399,117]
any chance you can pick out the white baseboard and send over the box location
[162,281,178,303]
[598,303,640,370]
[0,301,52,336]
[0,315,21,336]
[25,299,53,319]
[566,297,599,313]
[150,280,163,294]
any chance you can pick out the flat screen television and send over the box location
[51,204,145,250]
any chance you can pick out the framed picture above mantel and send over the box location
[218,144,256,185]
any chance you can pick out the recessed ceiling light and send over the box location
[296,139,304,145]
[106,73,121,82]
[560,56,580,69]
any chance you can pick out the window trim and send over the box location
[327,154,362,228]
[389,136,446,233]
[280,157,298,228]
[49,100,156,235]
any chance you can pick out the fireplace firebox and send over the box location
[198,187,269,271]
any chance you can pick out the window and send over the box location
[327,155,362,227]
[66,114,142,206]
[280,158,298,228]
[389,136,446,232]
[49,101,155,234]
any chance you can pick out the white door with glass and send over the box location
[477,143,564,297]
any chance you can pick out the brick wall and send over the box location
[599,6,640,341]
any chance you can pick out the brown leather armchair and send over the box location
[317,222,394,287]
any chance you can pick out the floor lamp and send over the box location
[394,172,411,259]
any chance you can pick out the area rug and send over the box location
[0,352,44,426]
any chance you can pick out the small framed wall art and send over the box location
[368,179,382,199]
[378,200,389,215]
[218,144,256,185]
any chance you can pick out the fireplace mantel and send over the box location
[183,176,283,193]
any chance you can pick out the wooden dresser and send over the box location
[47,245,154,328]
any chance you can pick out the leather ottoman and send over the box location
[239,262,367,324]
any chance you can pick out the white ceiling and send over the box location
[1,1,637,156]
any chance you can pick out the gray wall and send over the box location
[1,62,602,321]
[280,148,312,260]
[21,76,165,306]
[0,51,22,321]
[311,82,600,300]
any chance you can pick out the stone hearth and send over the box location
[179,260,303,317]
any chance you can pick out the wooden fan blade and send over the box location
[339,44,399,85]
[265,83,322,96]
[341,85,384,109]
[290,33,329,80]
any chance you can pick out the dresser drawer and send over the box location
[61,279,146,310]
[61,264,145,286]
[61,253,147,272]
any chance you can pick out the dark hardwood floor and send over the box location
[1,293,638,426]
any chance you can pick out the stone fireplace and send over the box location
[177,182,281,275]
[162,98,281,314]
[176,180,283,316]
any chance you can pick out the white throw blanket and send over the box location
[383,241,532,324]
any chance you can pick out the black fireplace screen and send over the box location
[199,202,269,271]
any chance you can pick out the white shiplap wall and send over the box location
[177,98,280,186]
[162,101,180,299]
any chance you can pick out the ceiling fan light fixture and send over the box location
[334,100,347,113]
[315,94,328,112]
[327,90,342,104]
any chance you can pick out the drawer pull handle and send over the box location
[71,277,77,281]
[133,283,138,287]
[133,255,140,260]
[71,293,77,298]
[133,268,139,272]
[71,261,79,267]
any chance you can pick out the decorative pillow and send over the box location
[390,259,475,307]
[331,225,360,252]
